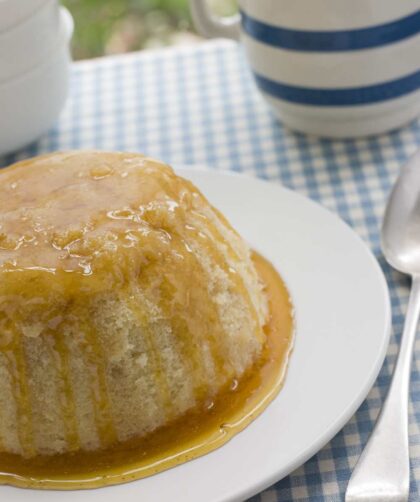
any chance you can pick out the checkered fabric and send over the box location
[1,39,420,501]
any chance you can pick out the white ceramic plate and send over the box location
[2,168,391,502]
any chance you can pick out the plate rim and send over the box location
[0,167,392,502]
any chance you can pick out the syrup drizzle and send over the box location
[78,324,117,447]
[7,333,35,458]
[50,332,80,451]
[0,252,294,490]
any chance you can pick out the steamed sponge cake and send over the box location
[0,151,268,458]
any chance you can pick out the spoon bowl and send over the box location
[381,150,420,275]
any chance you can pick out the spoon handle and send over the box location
[346,275,420,502]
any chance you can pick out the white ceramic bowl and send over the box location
[0,0,60,82]
[0,7,73,156]
[0,0,50,32]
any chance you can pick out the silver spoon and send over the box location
[345,151,420,502]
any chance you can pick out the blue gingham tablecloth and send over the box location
[1,39,420,501]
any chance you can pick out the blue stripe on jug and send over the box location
[241,10,420,51]
[254,69,420,106]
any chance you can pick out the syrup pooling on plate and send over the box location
[0,251,294,489]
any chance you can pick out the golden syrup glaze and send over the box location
[0,251,294,489]
[0,151,293,487]
[0,151,259,341]
[6,342,35,455]
[48,331,80,452]
[78,323,118,448]
[8,331,35,459]
[127,298,175,419]
[0,150,252,448]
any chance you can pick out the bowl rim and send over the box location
[0,0,52,34]
[0,6,73,87]
[0,0,56,36]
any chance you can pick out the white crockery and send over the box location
[0,169,391,502]
[191,0,420,138]
[0,7,73,156]
[0,0,60,82]
[0,0,50,32]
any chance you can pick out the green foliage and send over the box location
[62,0,188,59]
[62,0,236,59]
